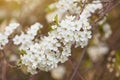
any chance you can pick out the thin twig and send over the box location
[1,59,7,80]
[92,0,120,27]
[1,50,7,80]
[1,50,18,68]
[70,46,87,80]
[69,1,120,79]
[68,59,86,80]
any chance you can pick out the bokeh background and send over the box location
[0,0,120,80]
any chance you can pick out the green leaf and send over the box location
[48,25,53,31]
[54,14,59,26]
[45,5,56,13]
[19,50,26,55]
[17,60,22,65]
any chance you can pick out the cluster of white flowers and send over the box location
[46,0,81,22]
[0,23,19,49]
[56,0,81,15]
[13,23,43,50]
[51,15,92,48]
[11,0,103,74]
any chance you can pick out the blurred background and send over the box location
[0,0,120,80]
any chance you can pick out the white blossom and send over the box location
[0,34,8,49]
[13,22,42,46]
[46,0,81,22]
[103,23,112,39]
[51,66,66,80]
[0,22,19,50]
[12,0,103,74]
[87,43,109,62]
[4,23,20,36]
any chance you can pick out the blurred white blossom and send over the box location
[51,66,66,80]
[87,44,109,62]
[103,23,112,39]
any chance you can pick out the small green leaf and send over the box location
[54,14,59,26]
[45,5,56,13]
[19,50,26,55]
[17,60,22,65]
[48,25,53,31]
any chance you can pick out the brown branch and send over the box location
[1,50,7,80]
[2,50,18,68]
[70,0,120,80]
[70,46,88,80]
[68,59,86,80]
[92,0,120,28]
[1,59,7,80]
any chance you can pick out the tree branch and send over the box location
[70,46,88,80]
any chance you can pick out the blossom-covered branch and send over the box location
[0,0,104,75]
[12,0,103,74]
